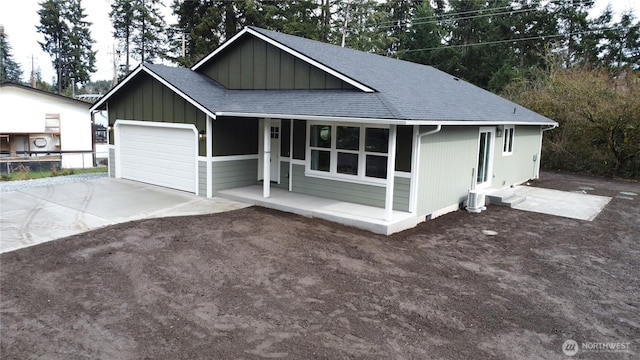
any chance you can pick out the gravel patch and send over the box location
[0,172,108,193]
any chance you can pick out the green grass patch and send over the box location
[1,167,107,182]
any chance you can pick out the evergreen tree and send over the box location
[169,0,327,67]
[36,0,68,93]
[169,0,226,67]
[435,0,512,88]
[110,0,167,74]
[400,1,443,65]
[133,0,167,63]
[600,10,640,71]
[549,0,596,67]
[330,0,387,52]
[110,0,136,73]
[0,26,23,83]
[66,0,96,86]
[36,0,96,93]
[379,0,420,56]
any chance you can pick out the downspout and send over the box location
[419,124,442,138]
[409,124,442,215]
[90,110,97,167]
[535,124,558,179]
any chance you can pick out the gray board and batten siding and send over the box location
[107,72,208,157]
[199,36,356,91]
[416,125,543,218]
[492,125,542,186]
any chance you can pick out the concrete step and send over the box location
[485,188,527,208]
[501,195,526,207]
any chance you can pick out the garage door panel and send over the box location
[122,135,195,148]
[118,124,197,193]
[121,148,195,163]
[121,159,195,175]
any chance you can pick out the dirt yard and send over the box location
[1,171,638,359]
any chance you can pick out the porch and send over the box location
[216,185,419,235]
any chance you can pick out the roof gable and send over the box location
[195,35,356,91]
[90,64,224,118]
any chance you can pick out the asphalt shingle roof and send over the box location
[143,63,227,112]
[114,27,555,125]
[248,27,555,124]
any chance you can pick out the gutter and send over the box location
[214,112,555,127]
[418,124,442,137]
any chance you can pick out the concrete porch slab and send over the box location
[217,186,418,235]
[487,186,611,221]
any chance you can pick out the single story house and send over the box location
[90,26,557,234]
[1,82,95,170]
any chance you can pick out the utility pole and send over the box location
[31,55,35,87]
[112,44,118,87]
[341,2,351,48]
[141,0,146,64]
[182,32,186,58]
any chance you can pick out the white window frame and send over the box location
[305,122,390,186]
[502,125,515,156]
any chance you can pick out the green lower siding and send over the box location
[272,161,290,189]
[198,160,207,196]
[109,148,115,177]
[212,159,258,192]
[393,177,410,212]
[290,164,409,211]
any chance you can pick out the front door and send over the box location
[476,127,495,188]
[269,121,280,182]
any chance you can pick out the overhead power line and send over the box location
[389,26,626,54]
[371,4,534,28]
[375,7,537,29]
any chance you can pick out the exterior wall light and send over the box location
[496,126,503,137]
[199,130,206,141]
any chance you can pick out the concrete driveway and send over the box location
[0,178,249,254]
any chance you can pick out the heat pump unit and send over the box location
[466,190,486,213]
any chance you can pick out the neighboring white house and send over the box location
[0,83,94,169]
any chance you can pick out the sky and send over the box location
[1,0,639,88]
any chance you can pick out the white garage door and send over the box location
[117,122,197,193]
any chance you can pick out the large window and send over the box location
[307,123,389,182]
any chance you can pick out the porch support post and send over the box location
[206,115,213,198]
[289,119,294,192]
[385,125,397,221]
[408,125,419,214]
[263,118,271,198]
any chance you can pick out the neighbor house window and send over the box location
[307,123,389,182]
[503,125,514,155]
[45,114,60,133]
